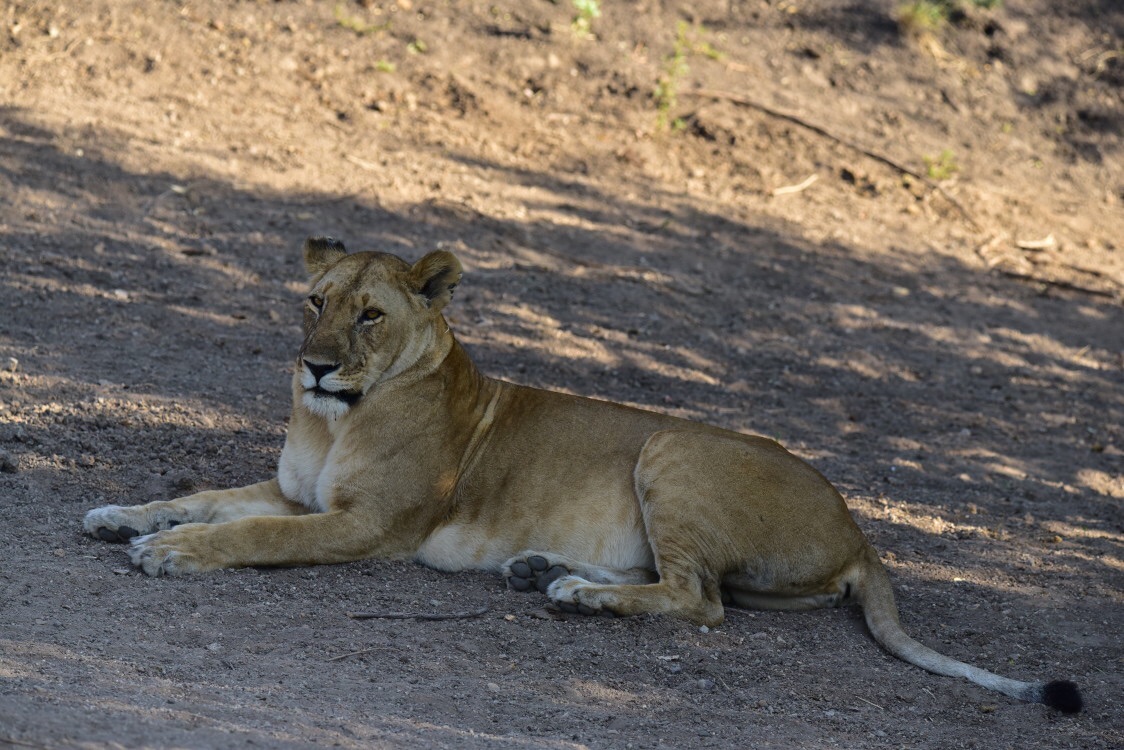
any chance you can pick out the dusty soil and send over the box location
[1,1,1122,747]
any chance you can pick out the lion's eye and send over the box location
[308,294,324,311]
[360,308,384,323]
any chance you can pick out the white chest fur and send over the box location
[277,434,329,512]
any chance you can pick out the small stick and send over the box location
[328,646,392,662]
[346,606,490,621]
[856,695,885,710]
[771,174,818,196]
[1015,234,1056,250]
[344,154,380,172]
[0,737,51,750]
[682,88,982,231]
[994,270,1118,299]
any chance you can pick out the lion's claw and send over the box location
[124,524,215,576]
[95,526,138,543]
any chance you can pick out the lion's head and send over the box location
[297,237,462,419]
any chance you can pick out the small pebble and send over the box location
[4,357,17,373]
[698,678,716,690]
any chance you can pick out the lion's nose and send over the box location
[303,360,340,383]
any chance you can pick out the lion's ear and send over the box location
[409,250,463,311]
[303,236,348,276]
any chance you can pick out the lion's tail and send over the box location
[852,546,1082,713]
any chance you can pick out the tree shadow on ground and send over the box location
[1,105,1120,750]
[1,106,1120,591]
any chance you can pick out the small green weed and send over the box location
[653,22,722,132]
[571,0,601,38]
[896,1,948,33]
[374,60,396,73]
[334,3,389,35]
[655,22,691,131]
[896,0,1002,35]
[923,149,959,180]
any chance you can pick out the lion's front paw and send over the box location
[84,503,184,543]
[128,525,216,577]
[84,505,149,542]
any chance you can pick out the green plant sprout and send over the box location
[923,149,959,180]
[896,0,1002,35]
[571,0,601,38]
[334,3,390,35]
[654,22,723,132]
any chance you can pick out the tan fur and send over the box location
[83,238,1080,711]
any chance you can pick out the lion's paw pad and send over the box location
[505,556,570,595]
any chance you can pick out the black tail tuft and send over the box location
[1042,680,1083,714]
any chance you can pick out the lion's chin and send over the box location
[302,387,362,420]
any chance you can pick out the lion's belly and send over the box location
[414,501,654,574]
[414,384,678,575]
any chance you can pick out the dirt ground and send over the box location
[0,1,1121,747]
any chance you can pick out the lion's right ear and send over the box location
[303,236,348,276]
[409,250,463,311]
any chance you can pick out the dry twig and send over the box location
[0,737,52,750]
[856,695,886,710]
[344,154,381,172]
[682,88,982,231]
[771,174,819,196]
[1015,234,1056,250]
[347,606,490,621]
[992,270,1118,299]
[328,646,392,662]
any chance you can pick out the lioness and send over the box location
[85,237,1081,712]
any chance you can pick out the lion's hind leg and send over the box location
[503,550,654,601]
[546,428,843,627]
[548,572,726,625]
[502,553,720,623]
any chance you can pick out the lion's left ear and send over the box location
[409,250,463,311]
[303,236,348,277]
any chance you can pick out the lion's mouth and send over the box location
[307,385,362,406]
